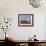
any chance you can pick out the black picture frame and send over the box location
[18,14,34,27]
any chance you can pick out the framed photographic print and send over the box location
[18,14,34,27]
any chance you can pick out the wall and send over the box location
[0,0,46,40]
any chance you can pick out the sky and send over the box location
[20,15,32,21]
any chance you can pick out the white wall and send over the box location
[0,0,46,40]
